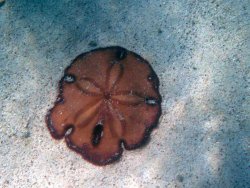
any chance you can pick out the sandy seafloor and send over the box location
[0,0,249,187]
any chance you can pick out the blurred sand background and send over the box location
[0,0,249,187]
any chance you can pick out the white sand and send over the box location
[0,0,249,187]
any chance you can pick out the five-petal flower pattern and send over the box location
[47,47,161,165]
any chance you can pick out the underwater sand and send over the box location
[0,0,249,187]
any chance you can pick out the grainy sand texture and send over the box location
[0,0,249,187]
